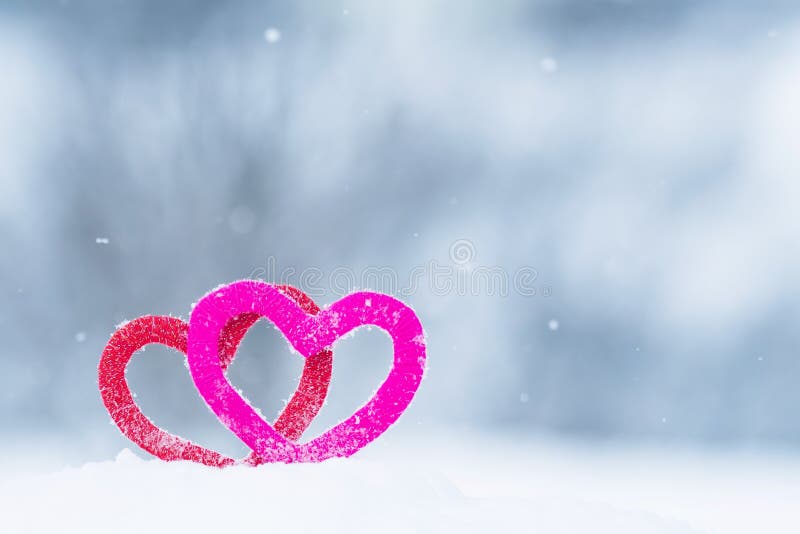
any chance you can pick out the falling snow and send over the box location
[263,28,281,43]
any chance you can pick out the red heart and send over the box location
[98,285,332,467]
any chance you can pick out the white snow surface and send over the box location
[2,434,798,533]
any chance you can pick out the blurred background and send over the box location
[2,0,800,461]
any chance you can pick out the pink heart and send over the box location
[186,280,427,463]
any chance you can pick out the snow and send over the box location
[2,434,797,533]
[263,28,281,44]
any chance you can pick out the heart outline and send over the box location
[186,280,427,463]
[98,285,332,466]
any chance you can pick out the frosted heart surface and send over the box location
[186,280,427,463]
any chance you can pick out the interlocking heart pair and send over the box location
[99,280,427,466]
